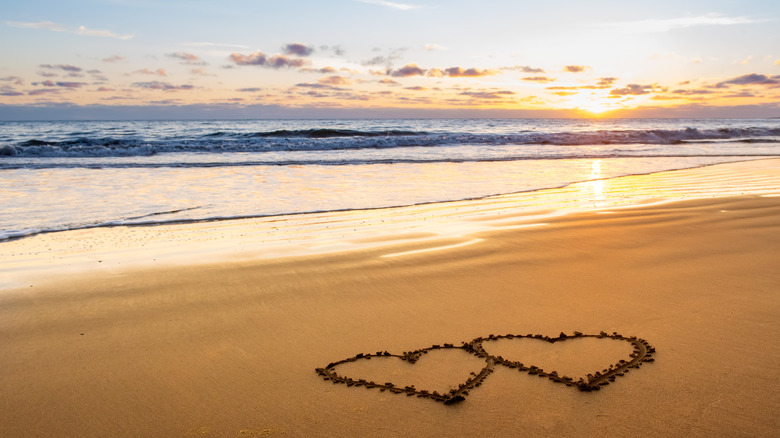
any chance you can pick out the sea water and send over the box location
[1,118,778,240]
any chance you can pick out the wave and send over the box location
[2,126,780,158]
[2,153,777,170]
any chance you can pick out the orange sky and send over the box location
[2,0,779,118]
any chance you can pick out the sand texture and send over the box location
[1,161,779,437]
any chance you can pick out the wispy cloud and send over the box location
[40,64,82,73]
[132,81,194,91]
[102,55,125,63]
[1,76,24,86]
[609,84,665,96]
[78,25,133,40]
[424,44,446,51]
[459,90,516,100]
[319,75,351,86]
[714,73,780,88]
[563,65,589,73]
[6,21,66,31]
[356,0,421,11]
[7,20,133,40]
[135,68,167,77]
[33,80,86,89]
[167,52,206,66]
[601,13,760,33]
[504,65,545,74]
[522,76,556,83]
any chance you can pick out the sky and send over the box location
[1,0,779,119]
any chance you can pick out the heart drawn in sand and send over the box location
[470,332,656,392]
[316,344,494,405]
[316,332,655,404]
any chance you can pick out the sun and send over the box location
[562,92,620,116]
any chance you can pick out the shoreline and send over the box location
[1,156,772,243]
[2,158,779,290]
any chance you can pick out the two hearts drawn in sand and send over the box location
[316,332,655,405]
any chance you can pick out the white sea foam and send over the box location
[1,118,778,241]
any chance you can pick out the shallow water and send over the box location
[1,118,778,240]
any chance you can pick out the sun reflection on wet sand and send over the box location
[1,159,779,289]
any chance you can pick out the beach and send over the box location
[1,159,778,437]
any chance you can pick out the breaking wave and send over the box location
[3,126,779,158]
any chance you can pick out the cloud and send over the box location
[55,81,86,88]
[522,76,556,83]
[40,64,82,73]
[356,0,421,11]
[190,68,213,76]
[505,65,545,74]
[433,67,499,78]
[379,78,400,85]
[319,75,351,86]
[1,76,24,85]
[714,73,780,88]
[267,55,306,68]
[459,90,516,100]
[1,90,24,96]
[564,65,589,73]
[167,52,205,65]
[609,84,661,96]
[8,21,132,40]
[299,66,341,74]
[776,60,780,66]
[77,25,133,40]
[230,52,268,66]
[97,87,115,92]
[230,51,305,68]
[596,77,618,87]
[601,13,760,33]
[135,68,167,77]
[5,21,66,31]
[102,55,125,63]
[671,88,716,95]
[283,43,314,56]
[547,77,619,91]
[28,88,60,96]
[424,44,446,51]
[389,63,426,77]
[319,45,346,56]
[237,87,263,93]
[405,86,427,91]
[722,91,759,98]
[132,81,194,91]
[294,82,346,91]
[362,56,391,67]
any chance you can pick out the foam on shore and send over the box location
[2,159,779,290]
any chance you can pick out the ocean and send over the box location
[1,118,779,241]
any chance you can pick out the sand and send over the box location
[1,160,779,437]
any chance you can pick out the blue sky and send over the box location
[1,0,779,118]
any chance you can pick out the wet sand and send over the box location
[1,160,779,437]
